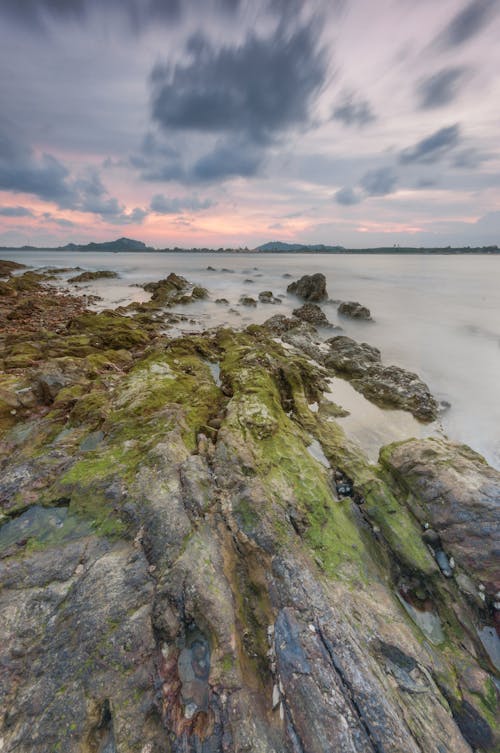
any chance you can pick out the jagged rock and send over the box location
[287,273,328,302]
[262,314,301,335]
[325,336,438,421]
[0,272,497,753]
[292,303,331,326]
[338,300,372,320]
[381,438,500,596]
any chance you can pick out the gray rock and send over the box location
[338,300,372,320]
[287,273,328,302]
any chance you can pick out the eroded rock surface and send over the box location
[287,273,327,302]
[0,263,498,753]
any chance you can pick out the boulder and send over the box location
[381,438,500,596]
[287,273,328,302]
[338,300,372,320]
[293,303,331,326]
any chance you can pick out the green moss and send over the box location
[69,390,109,426]
[362,482,437,575]
[67,310,151,350]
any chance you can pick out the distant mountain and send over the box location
[256,241,345,252]
[61,237,150,252]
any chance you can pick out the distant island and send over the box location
[1,236,499,254]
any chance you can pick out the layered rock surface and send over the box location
[0,265,498,753]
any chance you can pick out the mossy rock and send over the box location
[67,311,150,350]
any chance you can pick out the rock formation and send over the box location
[0,265,498,753]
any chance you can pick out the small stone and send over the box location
[272,684,280,709]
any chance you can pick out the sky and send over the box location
[0,0,499,249]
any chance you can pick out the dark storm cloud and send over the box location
[417,67,470,109]
[0,206,35,217]
[0,0,182,31]
[332,94,376,127]
[360,167,397,196]
[0,125,147,223]
[436,0,497,49]
[0,126,76,204]
[192,140,263,181]
[399,125,461,164]
[0,0,303,33]
[334,187,361,205]
[151,23,327,146]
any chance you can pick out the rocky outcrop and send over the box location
[0,259,26,276]
[338,300,372,320]
[292,303,331,327]
[0,263,498,753]
[380,438,500,597]
[280,331,439,422]
[142,274,208,307]
[287,273,327,302]
[69,270,119,283]
[258,291,280,304]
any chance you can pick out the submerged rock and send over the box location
[338,300,372,320]
[287,272,328,302]
[68,270,119,283]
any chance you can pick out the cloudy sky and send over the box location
[0,0,499,248]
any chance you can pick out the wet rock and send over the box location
[292,303,331,326]
[68,270,119,283]
[262,314,301,335]
[338,300,372,320]
[239,296,257,307]
[381,438,500,595]
[215,298,229,304]
[0,259,26,276]
[325,336,438,420]
[258,290,280,304]
[287,272,328,302]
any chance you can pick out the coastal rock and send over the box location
[325,336,438,421]
[0,266,497,753]
[292,303,331,326]
[68,270,119,283]
[258,290,280,304]
[338,300,372,320]
[287,273,328,302]
[239,295,257,307]
[381,438,500,595]
[0,259,26,276]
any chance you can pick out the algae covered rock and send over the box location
[68,270,119,283]
[325,335,438,421]
[381,438,500,596]
[0,258,26,276]
[287,272,328,302]
[0,269,498,753]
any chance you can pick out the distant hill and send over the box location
[0,237,152,252]
[61,237,150,252]
[256,241,345,252]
